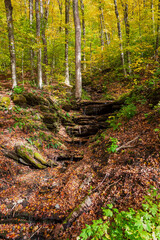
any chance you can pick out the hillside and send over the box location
[0,76,159,239]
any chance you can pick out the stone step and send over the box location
[67,125,99,137]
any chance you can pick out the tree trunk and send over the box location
[99,3,104,50]
[65,0,70,86]
[57,0,63,32]
[4,0,17,88]
[100,6,110,45]
[80,0,86,71]
[35,0,43,89]
[113,0,127,78]
[29,0,34,80]
[155,0,160,58]
[40,0,50,84]
[121,0,132,74]
[73,0,82,99]
[151,0,155,36]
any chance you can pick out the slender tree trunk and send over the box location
[35,0,43,89]
[101,7,110,45]
[65,0,70,85]
[151,0,155,36]
[57,0,63,32]
[114,0,127,77]
[121,0,132,74]
[73,0,82,99]
[29,0,34,79]
[155,0,160,58]
[99,1,104,50]
[80,0,86,71]
[4,0,17,88]
[40,0,50,84]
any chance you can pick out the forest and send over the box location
[0,0,160,239]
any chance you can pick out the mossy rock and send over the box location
[43,113,58,122]
[34,152,50,166]
[13,95,27,106]
[39,105,50,113]
[0,96,11,107]
[16,145,47,169]
[24,93,50,106]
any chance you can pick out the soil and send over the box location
[0,77,160,239]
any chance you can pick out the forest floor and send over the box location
[0,75,160,239]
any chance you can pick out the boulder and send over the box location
[15,145,47,169]
[0,96,11,107]
[13,95,27,106]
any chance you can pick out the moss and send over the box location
[16,145,46,169]
[34,152,49,166]
[0,96,11,107]
[13,95,27,106]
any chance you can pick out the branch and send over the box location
[116,135,140,152]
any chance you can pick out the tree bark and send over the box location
[99,3,104,50]
[151,0,155,36]
[155,0,160,58]
[4,0,17,88]
[40,0,50,84]
[73,0,82,99]
[29,0,34,79]
[80,0,86,71]
[57,0,63,32]
[114,0,127,78]
[121,0,131,74]
[35,0,43,89]
[65,0,70,85]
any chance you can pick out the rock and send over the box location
[15,145,47,169]
[55,204,60,209]
[42,113,59,131]
[81,102,121,115]
[34,152,50,166]
[23,93,49,106]
[13,95,27,106]
[67,125,99,137]
[0,96,11,107]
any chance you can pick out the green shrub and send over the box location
[13,86,24,94]
[78,187,160,240]
[107,137,118,153]
[117,103,137,120]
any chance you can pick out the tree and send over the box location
[40,0,50,84]
[113,0,127,77]
[121,0,131,74]
[4,0,17,88]
[73,0,82,99]
[29,0,34,79]
[35,0,43,89]
[65,0,70,86]
[155,0,160,58]
[80,0,86,71]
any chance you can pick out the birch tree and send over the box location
[4,0,17,88]
[65,0,70,85]
[80,0,86,71]
[29,0,34,79]
[35,0,43,89]
[155,0,160,58]
[121,0,131,74]
[73,0,82,99]
[114,0,127,77]
[40,0,50,84]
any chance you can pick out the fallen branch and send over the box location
[104,178,121,193]
[116,135,140,152]
[29,226,42,240]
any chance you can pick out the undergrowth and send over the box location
[78,187,160,240]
